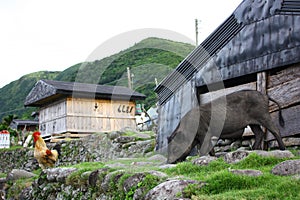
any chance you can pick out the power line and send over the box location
[0,107,28,115]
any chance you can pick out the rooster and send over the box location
[32,131,60,169]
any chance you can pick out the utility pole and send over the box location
[195,19,198,46]
[127,67,132,89]
[127,67,134,89]
[195,19,201,46]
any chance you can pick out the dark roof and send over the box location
[9,119,39,130]
[10,119,39,125]
[155,0,300,105]
[25,80,146,107]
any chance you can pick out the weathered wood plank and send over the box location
[266,104,300,141]
[268,77,300,112]
[268,64,300,89]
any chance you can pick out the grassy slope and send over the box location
[55,37,195,109]
[6,149,299,199]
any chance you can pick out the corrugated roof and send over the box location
[25,80,146,107]
[155,0,300,105]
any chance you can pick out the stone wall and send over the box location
[0,131,155,174]
[2,150,300,200]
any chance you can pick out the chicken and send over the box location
[32,131,60,169]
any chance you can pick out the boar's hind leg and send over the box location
[249,125,264,150]
[260,117,286,150]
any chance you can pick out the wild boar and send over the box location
[167,90,285,164]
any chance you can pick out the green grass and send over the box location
[163,152,300,199]
[4,149,300,199]
[67,161,105,171]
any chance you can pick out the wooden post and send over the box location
[257,71,268,149]
[257,72,267,94]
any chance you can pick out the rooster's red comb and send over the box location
[33,131,41,135]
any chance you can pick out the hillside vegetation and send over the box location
[0,38,195,121]
[0,71,60,120]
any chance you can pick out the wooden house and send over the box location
[24,80,146,136]
[9,119,39,132]
[155,0,300,152]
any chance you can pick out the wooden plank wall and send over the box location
[39,99,67,136]
[266,64,300,141]
[66,98,136,133]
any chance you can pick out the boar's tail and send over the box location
[268,97,285,127]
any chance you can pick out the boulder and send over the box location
[114,136,135,143]
[224,150,250,164]
[192,156,217,166]
[144,180,204,200]
[269,137,300,148]
[229,169,263,177]
[271,159,300,176]
[224,150,295,164]
[159,164,177,169]
[254,150,294,159]
[6,169,36,181]
[44,168,77,183]
[147,154,167,164]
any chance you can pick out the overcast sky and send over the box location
[0,0,242,88]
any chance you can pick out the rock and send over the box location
[229,169,263,177]
[101,171,125,192]
[293,174,300,180]
[159,164,177,169]
[224,150,250,164]
[254,150,295,159]
[271,159,300,176]
[230,140,242,150]
[144,180,204,200]
[148,171,168,178]
[88,168,110,187]
[44,168,77,182]
[123,173,146,193]
[131,162,154,166]
[0,190,5,200]
[242,139,252,147]
[217,139,232,146]
[19,186,32,200]
[6,169,36,181]
[114,136,135,143]
[269,137,300,148]
[147,154,167,164]
[106,131,124,140]
[236,147,251,151]
[192,156,217,166]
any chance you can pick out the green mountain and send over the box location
[0,38,195,121]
